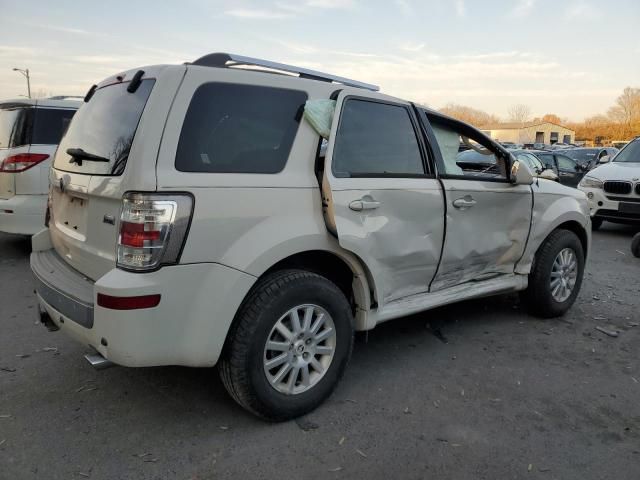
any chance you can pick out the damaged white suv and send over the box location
[31,53,590,420]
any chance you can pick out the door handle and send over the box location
[452,196,476,209]
[349,198,381,211]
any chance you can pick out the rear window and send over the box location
[175,83,307,173]
[32,108,76,145]
[54,79,155,175]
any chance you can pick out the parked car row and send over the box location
[4,53,595,420]
[0,97,80,234]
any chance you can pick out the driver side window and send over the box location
[429,117,507,180]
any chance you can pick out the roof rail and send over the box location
[47,95,84,101]
[191,52,380,92]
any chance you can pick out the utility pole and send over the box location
[12,68,31,98]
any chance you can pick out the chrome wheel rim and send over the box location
[263,304,336,395]
[550,247,578,302]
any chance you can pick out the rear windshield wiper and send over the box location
[66,148,110,166]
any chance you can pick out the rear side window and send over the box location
[556,155,577,170]
[0,108,28,148]
[537,153,555,168]
[32,108,76,145]
[176,83,307,174]
[54,79,155,175]
[332,99,424,177]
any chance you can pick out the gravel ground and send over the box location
[0,225,639,480]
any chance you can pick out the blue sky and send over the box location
[0,0,638,120]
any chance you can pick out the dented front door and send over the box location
[322,93,445,307]
[430,179,532,291]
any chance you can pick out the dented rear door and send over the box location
[322,92,445,307]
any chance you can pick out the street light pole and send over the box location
[12,68,31,99]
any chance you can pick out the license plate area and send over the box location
[53,191,89,239]
[618,202,640,215]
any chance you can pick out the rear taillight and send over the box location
[0,153,49,173]
[117,192,193,271]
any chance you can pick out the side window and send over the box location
[557,155,577,171]
[429,119,506,180]
[537,153,556,170]
[32,108,76,145]
[332,99,424,177]
[176,83,307,174]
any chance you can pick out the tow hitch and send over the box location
[38,307,60,332]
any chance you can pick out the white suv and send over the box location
[578,137,640,229]
[0,97,80,235]
[31,53,590,420]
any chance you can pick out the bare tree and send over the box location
[607,87,640,126]
[507,104,531,124]
[33,88,54,99]
[439,103,501,127]
[541,113,563,125]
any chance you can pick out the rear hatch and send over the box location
[48,65,185,280]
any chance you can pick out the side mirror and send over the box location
[599,155,610,164]
[538,169,559,182]
[510,158,534,185]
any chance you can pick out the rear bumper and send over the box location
[31,242,257,368]
[0,194,47,235]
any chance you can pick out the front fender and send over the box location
[516,182,590,274]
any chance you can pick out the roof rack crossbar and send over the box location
[191,52,379,92]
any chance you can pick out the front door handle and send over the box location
[452,196,476,209]
[349,198,381,211]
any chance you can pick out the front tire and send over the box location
[219,270,354,421]
[632,233,640,258]
[522,229,585,318]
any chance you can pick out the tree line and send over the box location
[439,87,640,143]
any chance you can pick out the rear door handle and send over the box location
[452,196,476,209]
[349,198,381,211]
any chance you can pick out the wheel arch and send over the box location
[554,220,589,259]
[248,248,373,331]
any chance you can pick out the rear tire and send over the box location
[591,217,603,231]
[219,269,354,421]
[632,233,640,258]
[522,229,585,318]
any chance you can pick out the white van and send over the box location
[0,98,80,235]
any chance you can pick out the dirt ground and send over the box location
[1,224,639,480]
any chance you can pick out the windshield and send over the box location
[613,140,640,163]
[54,79,155,175]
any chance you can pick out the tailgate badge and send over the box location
[103,215,115,225]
